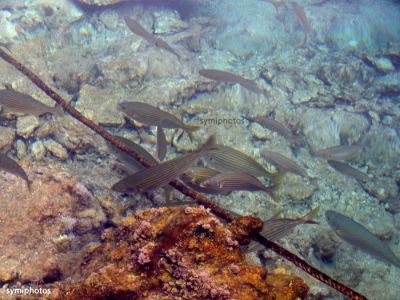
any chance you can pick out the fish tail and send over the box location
[300,206,320,224]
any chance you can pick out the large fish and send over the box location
[199,69,263,94]
[112,134,215,193]
[199,171,274,195]
[203,144,273,178]
[247,206,319,252]
[124,16,180,58]
[326,210,400,269]
[327,160,371,182]
[0,89,63,117]
[0,153,31,190]
[313,144,361,161]
[261,150,309,178]
[118,101,199,140]
[157,126,167,161]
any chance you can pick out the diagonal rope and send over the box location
[0,47,368,300]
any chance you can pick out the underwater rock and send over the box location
[0,163,105,286]
[43,139,69,160]
[45,206,308,300]
[153,10,189,34]
[312,232,338,264]
[77,0,129,5]
[99,10,119,31]
[364,56,395,73]
[331,111,370,144]
[272,173,317,203]
[31,140,47,160]
[0,125,15,150]
[15,139,27,159]
[16,115,40,139]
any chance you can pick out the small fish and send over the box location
[326,210,400,269]
[199,171,274,195]
[0,89,63,117]
[292,2,311,33]
[0,153,31,190]
[247,206,319,252]
[157,126,167,161]
[248,116,302,144]
[199,69,263,94]
[112,134,216,193]
[327,160,371,182]
[261,150,308,178]
[118,102,199,140]
[314,144,361,161]
[204,144,273,178]
[107,135,158,172]
[180,167,221,194]
[124,16,180,58]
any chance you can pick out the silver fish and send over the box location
[0,153,31,190]
[327,160,371,182]
[112,135,215,193]
[249,117,302,144]
[180,167,221,194]
[199,171,273,195]
[314,144,361,161]
[248,206,319,252]
[0,89,63,117]
[326,210,400,269]
[118,101,199,140]
[124,16,180,58]
[204,144,273,178]
[262,150,308,178]
[199,69,263,94]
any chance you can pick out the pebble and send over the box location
[31,141,47,160]
[15,139,27,159]
[16,116,40,139]
[35,122,54,139]
[43,139,69,160]
[0,126,15,151]
[373,57,395,73]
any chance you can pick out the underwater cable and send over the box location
[0,47,368,300]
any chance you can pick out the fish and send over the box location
[327,160,371,182]
[261,150,308,178]
[124,16,180,58]
[0,89,63,117]
[112,134,216,193]
[247,206,319,252]
[0,153,31,190]
[157,126,167,161]
[203,144,273,178]
[248,116,302,144]
[326,210,400,269]
[199,171,274,195]
[107,135,158,172]
[180,167,221,194]
[118,102,199,140]
[199,69,263,94]
[0,42,12,51]
[292,2,311,33]
[313,144,362,161]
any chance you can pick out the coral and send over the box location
[43,206,308,300]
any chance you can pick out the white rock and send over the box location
[16,116,40,139]
[43,139,69,160]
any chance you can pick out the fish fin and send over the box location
[199,134,216,152]
[53,105,64,117]
[163,185,173,203]
[186,125,201,141]
[157,126,167,161]
[300,205,320,224]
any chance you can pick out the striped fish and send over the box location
[199,171,274,195]
[314,144,361,161]
[111,134,215,193]
[157,126,167,161]
[327,160,371,182]
[0,153,31,191]
[203,144,273,178]
[0,89,63,117]
[247,206,319,252]
[199,69,263,94]
[326,210,400,269]
[124,16,180,58]
[262,150,308,178]
[180,167,221,194]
